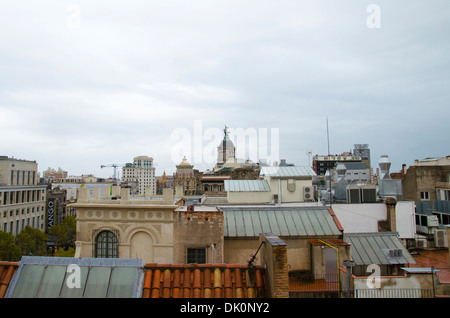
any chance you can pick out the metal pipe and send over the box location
[431,266,436,298]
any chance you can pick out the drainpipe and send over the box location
[431,266,436,298]
[343,260,355,298]
[278,179,282,206]
[318,239,340,297]
[211,243,215,264]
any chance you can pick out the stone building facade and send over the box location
[173,205,224,264]
[400,156,450,202]
[72,187,177,264]
[173,157,202,196]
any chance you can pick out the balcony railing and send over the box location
[354,288,434,298]
[289,273,435,298]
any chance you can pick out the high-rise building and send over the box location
[122,156,156,196]
[312,153,362,176]
[0,156,47,235]
[353,144,371,169]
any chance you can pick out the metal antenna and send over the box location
[326,116,333,208]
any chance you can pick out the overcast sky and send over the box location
[1,1,449,178]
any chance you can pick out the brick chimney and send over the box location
[259,233,289,298]
[378,197,397,232]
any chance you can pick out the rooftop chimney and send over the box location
[259,233,289,298]
[379,155,391,180]
[378,197,397,232]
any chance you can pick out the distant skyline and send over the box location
[1,1,449,179]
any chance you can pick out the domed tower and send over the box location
[217,125,235,167]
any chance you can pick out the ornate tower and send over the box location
[217,125,235,167]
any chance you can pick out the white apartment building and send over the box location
[0,156,47,235]
[122,156,156,196]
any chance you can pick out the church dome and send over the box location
[218,137,235,150]
[179,156,191,166]
[217,126,235,150]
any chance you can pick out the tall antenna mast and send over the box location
[326,116,330,158]
[326,116,332,208]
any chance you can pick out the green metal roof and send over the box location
[222,207,342,237]
[224,180,271,192]
[260,166,316,178]
[344,232,417,266]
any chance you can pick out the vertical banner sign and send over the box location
[48,198,55,229]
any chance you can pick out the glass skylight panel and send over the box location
[6,257,144,298]
[11,265,45,298]
[36,265,67,298]
[83,266,112,298]
[106,267,138,298]
[59,265,89,298]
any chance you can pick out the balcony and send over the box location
[289,273,436,298]
[289,273,340,298]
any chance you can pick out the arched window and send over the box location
[95,230,118,258]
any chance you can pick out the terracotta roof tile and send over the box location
[142,264,266,298]
[0,262,19,298]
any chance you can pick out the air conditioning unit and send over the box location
[427,215,439,228]
[347,188,361,203]
[273,194,278,203]
[303,186,313,201]
[416,238,427,248]
[434,229,448,248]
[389,249,403,258]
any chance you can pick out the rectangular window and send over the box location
[420,215,428,226]
[187,248,206,264]
[420,192,430,201]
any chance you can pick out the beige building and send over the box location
[71,187,177,264]
[221,206,350,276]
[224,166,316,204]
[400,155,450,202]
[122,156,156,196]
[42,167,68,181]
[173,205,224,264]
[0,156,47,235]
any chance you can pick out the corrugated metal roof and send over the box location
[344,232,416,266]
[224,180,271,192]
[401,267,440,273]
[260,166,316,177]
[222,207,342,237]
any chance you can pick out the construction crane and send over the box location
[100,164,122,185]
